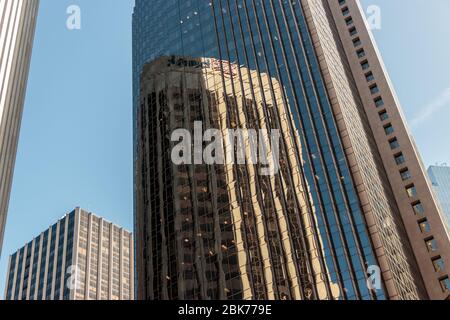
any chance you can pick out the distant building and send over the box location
[0,0,39,258]
[4,208,134,300]
[428,165,450,231]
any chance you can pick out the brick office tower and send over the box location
[328,0,450,299]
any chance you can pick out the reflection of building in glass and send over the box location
[4,208,134,300]
[136,56,340,300]
[428,166,450,232]
[134,0,450,300]
[0,0,39,258]
[137,57,339,299]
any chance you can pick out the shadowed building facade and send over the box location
[133,0,449,300]
[0,0,39,258]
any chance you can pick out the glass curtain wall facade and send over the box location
[133,0,421,300]
[137,56,346,300]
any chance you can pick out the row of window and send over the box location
[339,0,449,294]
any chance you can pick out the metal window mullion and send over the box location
[254,0,330,300]
[269,0,346,300]
[281,0,362,298]
[246,0,306,300]
[226,0,275,299]
[293,0,377,298]
[216,0,262,300]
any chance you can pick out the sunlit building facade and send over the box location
[328,0,450,299]
[133,0,449,300]
[4,208,134,300]
[0,0,39,258]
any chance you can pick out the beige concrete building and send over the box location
[327,0,450,300]
[4,208,134,300]
[0,0,39,258]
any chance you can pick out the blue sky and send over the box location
[1,0,450,296]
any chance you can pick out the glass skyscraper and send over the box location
[133,0,450,300]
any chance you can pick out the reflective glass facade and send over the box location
[137,56,348,300]
[133,0,420,300]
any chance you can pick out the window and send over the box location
[390,138,400,150]
[365,72,375,82]
[425,238,438,252]
[353,37,362,47]
[342,7,350,16]
[384,123,394,135]
[395,153,405,165]
[374,97,384,107]
[379,110,389,121]
[339,0,346,5]
[349,26,357,36]
[370,84,380,94]
[345,16,353,26]
[432,257,445,272]
[413,201,425,215]
[406,185,417,198]
[356,48,365,59]
[400,168,411,181]
[440,277,449,292]
[361,60,370,70]
[418,219,431,233]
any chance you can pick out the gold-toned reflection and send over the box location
[136,56,340,300]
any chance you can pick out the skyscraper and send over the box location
[133,0,450,300]
[328,0,450,299]
[0,0,39,258]
[428,165,450,232]
[4,208,134,300]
